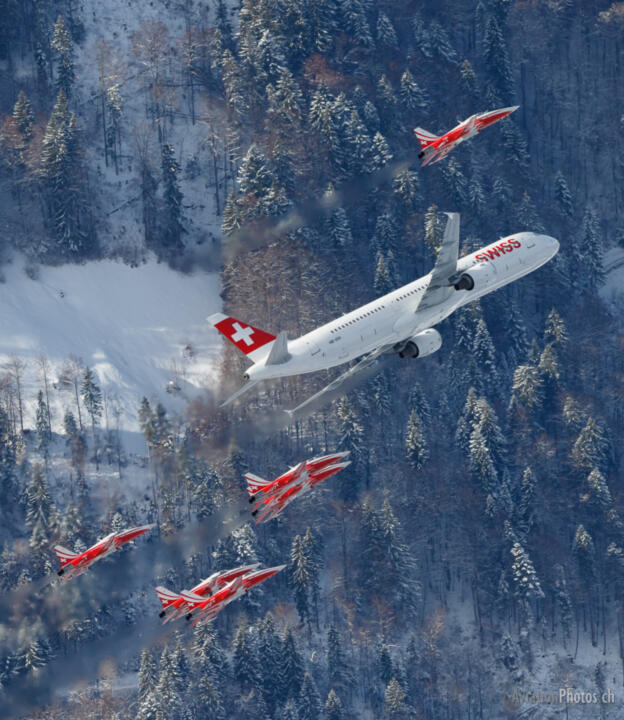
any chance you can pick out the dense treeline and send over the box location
[0,0,623,717]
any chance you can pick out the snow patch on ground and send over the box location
[0,255,224,432]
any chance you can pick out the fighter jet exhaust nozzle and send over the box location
[243,373,250,381]
[453,273,474,291]
[249,495,255,504]
[159,610,166,618]
[57,569,64,576]
[395,329,442,359]
[186,613,192,621]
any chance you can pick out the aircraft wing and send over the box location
[288,342,395,417]
[417,212,460,310]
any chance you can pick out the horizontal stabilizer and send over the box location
[54,546,78,566]
[245,473,271,495]
[413,127,439,149]
[155,586,180,609]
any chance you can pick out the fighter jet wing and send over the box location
[417,212,460,310]
[288,342,395,417]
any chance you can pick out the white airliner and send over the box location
[209,214,559,414]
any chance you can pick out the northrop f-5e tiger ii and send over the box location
[54,524,154,581]
[245,452,351,523]
[414,106,519,166]
[209,213,559,414]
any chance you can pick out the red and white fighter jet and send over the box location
[414,106,519,166]
[155,563,260,623]
[245,452,351,524]
[54,524,154,581]
[181,564,285,627]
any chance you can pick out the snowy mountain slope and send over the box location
[0,255,223,431]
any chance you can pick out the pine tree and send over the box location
[336,397,364,499]
[327,624,349,694]
[430,21,458,63]
[510,542,544,603]
[399,69,428,112]
[138,649,158,704]
[472,318,498,385]
[160,143,185,259]
[290,534,311,627]
[376,12,398,51]
[573,524,596,587]
[324,689,343,720]
[35,390,51,460]
[81,366,102,469]
[40,91,93,256]
[483,16,513,102]
[424,205,444,253]
[52,16,75,96]
[577,208,604,290]
[154,648,182,720]
[327,207,353,249]
[12,91,34,140]
[281,627,304,701]
[233,625,260,692]
[379,643,393,685]
[571,417,609,474]
[554,171,574,219]
[26,464,53,533]
[405,410,428,470]
[544,308,567,346]
[510,365,543,410]
[455,387,479,455]
[553,565,573,645]
[374,253,392,295]
[460,59,477,96]
[516,192,544,232]
[0,542,18,591]
[384,677,407,718]
[298,671,322,720]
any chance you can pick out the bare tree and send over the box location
[5,356,26,433]
[58,355,84,431]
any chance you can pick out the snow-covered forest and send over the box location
[1,0,624,717]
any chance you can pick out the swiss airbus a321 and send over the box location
[209,214,559,414]
[415,106,518,166]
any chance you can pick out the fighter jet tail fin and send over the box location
[54,546,78,567]
[413,127,439,150]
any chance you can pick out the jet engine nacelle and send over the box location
[454,261,497,292]
[396,328,442,359]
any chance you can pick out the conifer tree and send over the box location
[483,16,513,102]
[12,91,34,140]
[35,390,51,461]
[554,171,574,219]
[424,205,444,253]
[298,671,322,720]
[233,625,260,692]
[405,410,428,470]
[160,143,185,259]
[281,628,304,702]
[26,464,53,533]
[290,533,311,627]
[399,69,428,112]
[327,624,349,694]
[52,16,75,96]
[384,677,408,718]
[571,417,609,474]
[577,208,604,290]
[324,689,343,720]
[376,12,398,51]
[138,649,158,704]
[81,367,102,469]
